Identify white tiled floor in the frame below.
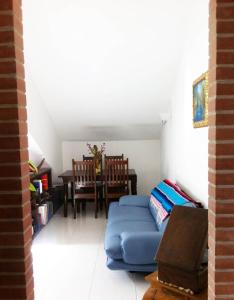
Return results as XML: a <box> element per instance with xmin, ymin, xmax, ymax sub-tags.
<box><xmin>32</xmin><ymin>204</ymin><xmax>149</xmax><ymax>300</ymax></box>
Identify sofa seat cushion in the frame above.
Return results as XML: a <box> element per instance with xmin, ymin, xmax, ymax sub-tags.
<box><xmin>105</xmin><ymin>219</ymin><xmax>157</xmax><ymax>260</ymax></box>
<box><xmin>121</xmin><ymin>231</ymin><xmax>164</xmax><ymax>264</ymax></box>
<box><xmin>108</xmin><ymin>202</ymin><xmax>155</xmax><ymax>225</ymax></box>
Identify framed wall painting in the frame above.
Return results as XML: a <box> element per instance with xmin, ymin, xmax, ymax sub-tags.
<box><xmin>193</xmin><ymin>72</ymin><xmax>208</xmax><ymax>128</ymax></box>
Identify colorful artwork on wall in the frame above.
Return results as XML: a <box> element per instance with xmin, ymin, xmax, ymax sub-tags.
<box><xmin>193</xmin><ymin>72</ymin><xmax>208</xmax><ymax>128</ymax></box>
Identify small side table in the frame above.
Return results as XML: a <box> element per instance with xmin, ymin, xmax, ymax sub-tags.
<box><xmin>143</xmin><ymin>272</ymin><xmax>207</xmax><ymax>300</ymax></box>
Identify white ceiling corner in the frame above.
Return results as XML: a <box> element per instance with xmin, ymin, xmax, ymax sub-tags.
<box><xmin>22</xmin><ymin>0</ymin><xmax>208</xmax><ymax>141</ymax></box>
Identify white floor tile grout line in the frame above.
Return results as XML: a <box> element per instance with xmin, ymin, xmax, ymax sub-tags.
<box><xmin>87</xmin><ymin>227</ymin><xmax>105</xmax><ymax>300</ymax></box>
<box><xmin>132</xmin><ymin>272</ymin><xmax>138</xmax><ymax>300</ymax></box>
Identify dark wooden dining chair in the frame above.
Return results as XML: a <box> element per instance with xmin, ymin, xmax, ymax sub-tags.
<box><xmin>83</xmin><ymin>155</ymin><xmax>104</xmax><ymax>212</ymax></box>
<box><xmin>104</xmin><ymin>154</ymin><xmax>124</xmax><ymax>171</ymax></box>
<box><xmin>83</xmin><ymin>155</ymin><xmax>93</xmax><ymax>161</ymax></box>
<box><xmin>83</xmin><ymin>155</ymin><xmax>103</xmax><ymax>172</ymax></box>
<box><xmin>72</xmin><ymin>159</ymin><xmax>98</xmax><ymax>219</ymax></box>
<box><xmin>105</xmin><ymin>159</ymin><xmax>129</xmax><ymax>217</ymax></box>
<box><xmin>104</xmin><ymin>154</ymin><xmax>124</xmax><ymax>161</ymax></box>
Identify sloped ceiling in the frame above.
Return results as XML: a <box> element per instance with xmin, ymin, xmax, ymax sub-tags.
<box><xmin>23</xmin><ymin>0</ymin><xmax>207</xmax><ymax>141</ymax></box>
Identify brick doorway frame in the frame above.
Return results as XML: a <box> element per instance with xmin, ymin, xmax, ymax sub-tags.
<box><xmin>208</xmin><ymin>0</ymin><xmax>234</xmax><ymax>299</ymax></box>
<box><xmin>0</xmin><ymin>0</ymin><xmax>233</xmax><ymax>299</ymax></box>
<box><xmin>0</xmin><ymin>0</ymin><xmax>33</xmax><ymax>299</ymax></box>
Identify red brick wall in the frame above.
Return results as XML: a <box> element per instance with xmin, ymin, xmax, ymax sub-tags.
<box><xmin>0</xmin><ymin>0</ymin><xmax>34</xmax><ymax>299</ymax></box>
<box><xmin>209</xmin><ymin>0</ymin><xmax>234</xmax><ymax>299</ymax></box>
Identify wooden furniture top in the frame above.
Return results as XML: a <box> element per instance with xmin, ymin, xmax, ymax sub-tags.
<box><xmin>59</xmin><ymin>169</ymin><xmax>136</xmax><ymax>179</ymax></box>
<box><xmin>30</xmin><ymin>167</ymin><xmax>51</xmax><ymax>179</ymax></box>
<box><xmin>143</xmin><ymin>272</ymin><xmax>207</xmax><ymax>300</ymax></box>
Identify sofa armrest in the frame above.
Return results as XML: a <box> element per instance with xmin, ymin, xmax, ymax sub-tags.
<box><xmin>120</xmin><ymin>231</ymin><xmax>163</xmax><ymax>265</ymax></box>
<box><xmin>119</xmin><ymin>195</ymin><xmax>150</xmax><ymax>208</ymax></box>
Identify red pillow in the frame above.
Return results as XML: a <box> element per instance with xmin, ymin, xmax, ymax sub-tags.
<box><xmin>164</xmin><ymin>179</ymin><xmax>203</xmax><ymax>208</ymax></box>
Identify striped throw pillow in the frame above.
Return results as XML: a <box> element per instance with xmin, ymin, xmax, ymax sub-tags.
<box><xmin>149</xmin><ymin>194</ymin><xmax>169</xmax><ymax>226</ymax></box>
<box><xmin>151</xmin><ymin>188</ymin><xmax>173</xmax><ymax>213</ymax></box>
<box><xmin>156</xmin><ymin>181</ymin><xmax>188</xmax><ymax>206</ymax></box>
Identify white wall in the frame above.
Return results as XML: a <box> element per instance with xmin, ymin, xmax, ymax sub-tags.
<box><xmin>63</xmin><ymin>140</ymin><xmax>160</xmax><ymax>195</ymax></box>
<box><xmin>161</xmin><ymin>7</ymin><xmax>209</xmax><ymax>206</ymax></box>
<box><xmin>23</xmin><ymin>1</ymin><xmax>63</xmax><ymax>183</ymax></box>
<box><xmin>26</xmin><ymin>74</ymin><xmax>63</xmax><ymax>183</ymax></box>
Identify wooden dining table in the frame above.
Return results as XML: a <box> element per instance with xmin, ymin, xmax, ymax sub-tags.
<box><xmin>58</xmin><ymin>169</ymin><xmax>137</xmax><ymax>217</ymax></box>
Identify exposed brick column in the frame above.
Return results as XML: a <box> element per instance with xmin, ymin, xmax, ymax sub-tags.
<box><xmin>0</xmin><ymin>0</ymin><xmax>34</xmax><ymax>299</ymax></box>
<box><xmin>208</xmin><ymin>0</ymin><xmax>234</xmax><ymax>299</ymax></box>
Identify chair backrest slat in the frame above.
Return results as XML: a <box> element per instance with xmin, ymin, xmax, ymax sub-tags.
<box><xmin>72</xmin><ymin>159</ymin><xmax>96</xmax><ymax>187</ymax></box>
<box><xmin>104</xmin><ymin>154</ymin><xmax>124</xmax><ymax>175</ymax></box>
<box><xmin>105</xmin><ymin>159</ymin><xmax>128</xmax><ymax>186</ymax></box>
<box><xmin>83</xmin><ymin>155</ymin><xmax>103</xmax><ymax>175</ymax></box>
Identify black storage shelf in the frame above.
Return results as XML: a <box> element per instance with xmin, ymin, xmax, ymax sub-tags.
<box><xmin>30</xmin><ymin>168</ymin><xmax>64</xmax><ymax>238</ymax></box>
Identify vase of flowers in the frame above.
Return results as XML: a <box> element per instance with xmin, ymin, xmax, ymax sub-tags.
<box><xmin>86</xmin><ymin>143</ymin><xmax>106</xmax><ymax>174</ymax></box>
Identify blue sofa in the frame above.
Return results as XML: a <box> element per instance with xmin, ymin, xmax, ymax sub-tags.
<box><xmin>104</xmin><ymin>195</ymin><xmax>194</xmax><ymax>272</ymax></box>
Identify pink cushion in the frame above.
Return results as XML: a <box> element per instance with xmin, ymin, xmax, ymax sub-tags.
<box><xmin>164</xmin><ymin>179</ymin><xmax>203</xmax><ymax>208</ymax></box>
